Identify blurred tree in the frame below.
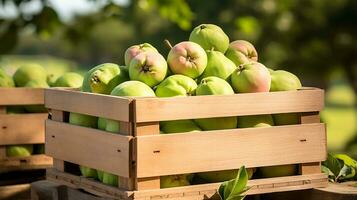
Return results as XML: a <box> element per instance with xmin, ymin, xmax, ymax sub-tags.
<box><xmin>0</xmin><ymin>0</ymin><xmax>356</xmax><ymax>93</ymax></box>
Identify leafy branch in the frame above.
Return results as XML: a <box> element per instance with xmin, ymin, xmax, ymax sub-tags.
<box><xmin>322</xmin><ymin>153</ymin><xmax>357</xmax><ymax>182</ymax></box>
<box><xmin>218</xmin><ymin>166</ymin><xmax>250</xmax><ymax>200</ymax></box>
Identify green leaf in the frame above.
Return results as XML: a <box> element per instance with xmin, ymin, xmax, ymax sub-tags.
<box><xmin>218</xmin><ymin>181</ymin><xmax>228</xmax><ymax>200</ymax></box>
<box><xmin>335</xmin><ymin>154</ymin><xmax>357</xmax><ymax>168</ymax></box>
<box><xmin>219</xmin><ymin>166</ymin><xmax>249</xmax><ymax>200</ymax></box>
<box><xmin>337</xmin><ymin>165</ymin><xmax>356</xmax><ymax>181</ymax></box>
<box><xmin>322</xmin><ymin>153</ymin><xmax>344</xmax><ymax>177</ymax></box>
<box><xmin>321</xmin><ymin>165</ymin><xmax>334</xmax><ymax>177</ymax></box>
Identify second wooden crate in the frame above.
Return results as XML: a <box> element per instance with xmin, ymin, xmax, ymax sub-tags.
<box><xmin>0</xmin><ymin>88</ymin><xmax>53</xmax><ymax>173</ymax></box>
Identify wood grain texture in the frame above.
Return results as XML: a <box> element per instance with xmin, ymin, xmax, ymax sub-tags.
<box><xmin>45</xmin><ymin>120</ymin><xmax>132</xmax><ymax>177</ymax></box>
<box><xmin>300</xmin><ymin>112</ymin><xmax>325</xmax><ymax>175</ymax></box>
<box><xmin>46</xmin><ymin>168</ymin><xmax>132</xmax><ymax>199</ymax></box>
<box><xmin>45</xmin><ymin>88</ymin><xmax>132</xmax><ymax>122</ymax></box>
<box><xmin>136</xmin><ymin>124</ymin><xmax>326</xmax><ymax>178</ymax></box>
<box><xmin>0</xmin><ymin>184</ymin><xmax>30</xmax><ymax>200</ymax></box>
<box><xmin>134</xmin><ymin>122</ymin><xmax>161</xmax><ymax>190</ymax></box>
<box><xmin>47</xmin><ymin>168</ymin><xmax>327</xmax><ymax>199</ymax></box>
<box><xmin>134</xmin><ymin>88</ymin><xmax>324</xmax><ymax>122</ymax></box>
<box><xmin>0</xmin><ymin>114</ymin><xmax>48</xmax><ymax>145</ymax></box>
<box><xmin>0</xmin><ymin>88</ymin><xmax>44</xmax><ymax>105</ymax></box>
<box><xmin>0</xmin><ymin>154</ymin><xmax>52</xmax><ymax>173</ymax></box>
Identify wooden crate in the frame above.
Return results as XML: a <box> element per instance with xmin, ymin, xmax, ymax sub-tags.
<box><xmin>44</xmin><ymin>87</ymin><xmax>328</xmax><ymax>200</ymax></box>
<box><xmin>0</xmin><ymin>88</ymin><xmax>53</xmax><ymax>173</ymax></box>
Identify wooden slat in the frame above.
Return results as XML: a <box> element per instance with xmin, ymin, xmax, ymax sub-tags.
<box><xmin>45</xmin><ymin>88</ymin><xmax>132</xmax><ymax>122</ymax></box>
<box><xmin>0</xmin><ymin>184</ymin><xmax>30</xmax><ymax>200</ymax></box>
<box><xmin>0</xmin><ymin>154</ymin><xmax>53</xmax><ymax>173</ymax></box>
<box><xmin>0</xmin><ymin>88</ymin><xmax>44</xmax><ymax>105</ymax></box>
<box><xmin>133</xmin><ymin>173</ymin><xmax>327</xmax><ymax>198</ymax></box>
<box><xmin>46</xmin><ymin>168</ymin><xmax>132</xmax><ymax>200</ymax></box>
<box><xmin>134</xmin><ymin>122</ymin><xmax>161</xmax><ymax>190</ymax></box>
<box><xmin>0</xmin><ymin>106</ymin><xmax>6</xmax><ymax>114</ymax></box>
<box><xmin>47</xmin><ymin>168</ymin><xmax>327</xmax><ymax>199</ymax></box>
<box><xmin>300</xmin><ymin>112</ymin><xmax>324</xmax><ymax>175</ymax></box>
<box><xmin>0</xmin><ymin>114</ymin><xmax>48</xmax><ymax>145</ymax></box>
<box><xmin>50</xmin><ymin>109</ymin><xmax>66</xmax><ymax>172</ymax></box>
<box><xmin>134</xmin><ymin>88</ymin><xmax>324</xmax><ymax>122</ymax></box>
<box><xmin>136</xmin><ymin>124</ymin><xmax>326</xmax><ymax>178</ymax></box>
<box><xmin>45</xmin><ymin>120</ymin><xmax>132</xmax><ymax>177</ymax></box>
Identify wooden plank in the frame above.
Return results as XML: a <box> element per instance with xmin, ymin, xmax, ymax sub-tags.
<box><xmin>45</xmin><ymin>120</ymin><xmax>132</xmax><ymax>177</ymax></box>
<box><xmin>46</xmin><ymin>168</ymin><xmax>327</xmax><ymax>199</ymax></box>
<box><xmin>0</xmin><ymin>106</ymin><xmax>6</xmax><ymax>114</ymax></box>
<box><xmin>47</xmin><ymin>168</ymin><xmax>132</xmax><ymax>200</ymax></box>
<box><xmin>49</xmin><ymin>109</ymin><xmax>66</xmax><ymax>172</ymax></box>
<box><xmin>0</xmin><ymin>184</ymin><xmax>30</xmax><ymax>200</ymax></box>
<box><xmin>136</xmin><ymin>124</ymin><xmax>326</xmax><ymax>178</ymax></box>
<box><xmin>0</xmin><ymin>88</ymin><xmax>44</xmax><ymax>105</ymax></box>
<box><xmin>0</xmin><ymin>147</ymin><xmax>6</xmax><ymax>158</ymax></box>
<box><xmin>0</xmin><ymin>114</ymin><xmax>48</xmax><ymax>145</ymax></box>
<box><xmin>117</xmin><ymin>121</ymin><xmax>134</xmax><ymax>190</ymax></box>
<box><xmin>300</xmin><ymin>112</ymin><xmax>325</xmax><ymax>174</ymax></box>
<box><xmin>134</xmin><ymin>122</ymin><xmax>161</xmax><ymax>190</ymax></box>
<box><xmin>134</xmin><ymin>88</ymin><xmax>324</xmax><ymax>122</ymax></box>
<box><xmin>45</xmin><ymin>88</ymin><xmax>132</xmax><ymax>122</ymax></box>
<box><xmin>132</xmin><ymin>173</ymin><xmax>327</xmax><ymax>199</ymax></box>
<box><xmin>0</xmin><ymin>154</ymin><xmax>53</xmax><ymax>173</ymax></box>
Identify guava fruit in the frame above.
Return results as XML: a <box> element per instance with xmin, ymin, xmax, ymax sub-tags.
<box><xmin>270</xmin><ymin>70</ymin><xmax>302</xmax><ymax>92</ymax></box>
<box><xmin>194</xmin><ymin>77</ymin><xmax>237</xmax><ymax>130</ymax></box>
<box><xmin>97</xmin><ymin>117</ymin><xmax>107</xmax><ymax>130</ymax></box>
<box><xmin>79</xmin><ymin>166</ymin><xmax>98</xmax><ymax>179</ymax></box>
<box><xmin>90</xmin><ymin>63</ymin><xmax>129</xmax><ymax>94</ymax></box>
<box><xmin>105</xmin><ymin>81</ymin><xmax>156</xmax><ymax>133</ymax></box>
<box><xmin>196</xmin><ymin>168</ymin><xmax>255</xmax><ymax>183</ymax></box>
<box><xmin>160</xmin><ymin>120</ymin><xmax>201</xmax><ymax>134</ymax></box>
<box><xmin>167</xmin><ymin>41</ymin><xmax>207</xmax><ymax>79</ymax></box>
<box><xmin>160</xmin><ymin>174</ymin><xmax>192</xmax><ymax>188</ymax></box>
<box><xmin>155</xmin><ymin>75</ymin><xmax>197</xmax><ymax>97</ymax></box>
<box><xmin>237</xmin><ymin>115</ymin><xmax>274</xmax><ymax>128</ymax></box>
<box><xmin>0</xmin><ymin>68</ymin><xmax>15</xmax><ymax>87</ymax></box>
<box><xmin>270</xmin><ymin>70</ymin><xmax>302</xmax><ymax>125</ymax></box>
<box><xmin>189</xmin><ymin>24</ymin><xmax>229</xmax><ymax>53</ymax></box>
<box><xmin>273</xmin><ymin>113</ymin><xmax>300</xmax><ymax>125</ymax></box>
<box><xmin>24</xmin><ymin>80</ymin><xmax>49</xmax><ymax>113</ymax></box>
<box><xmin>259</xmin><ymin>164</ymin><xmax>297</xmax><ymax>178</ymax></box>
<box><xmin>225</xmin><ymin>40</ymin><xmax>258</xmax><ymax>66</ymax></box>
<box><xmin>129</xmin><ymin>51</ymin><xmax>168</xmax><ymax>87</ymax></box>
<box><xmin>13</xmin><ymin>64</ymin><xmax>47</xmax><ymax>87</ymax></box>
<box><xmin>97</xmin><ymin>170</ymin><xmax>104</xmax><ymax>182</ymax></box>
<box><xmin>82</xmin><ymin>64</ymin><xmax>128</xmax><ymax>94</ymax></box>
<box><xmin>6</xmin><ymin>145</ymin><xmax>33</xmax><ymax>157</ymax></box>
<box><xmin>68</xmin><ymin>112</ymin><xmax>98</xmax><ymax>129</ymax></box>
<box><xmin>124</xmin><ymin>43</ymin><xmax>158</xmax><ymax>66</ymax></box>
<box><xmin>110</xmin><ymin>80</ymin><xmax>156</xmax><ymax>97</ymax></box>
<box><xmin>53</xmin><ymin>72</ymin><xmax>83</xmax><ymax>88</ymax></box>
<box><xmin>102</xmin><ymin>172</ymin><xmax>118</xmax><ymax>186</ymax></box>
<box><xmin>231</xmin><ymin>62</ymin><xmax>271</xmax><ymax>93</ymax></box>
<box><xmin>155</xmin><ymin>75</ymin><xmax>200</xmax><ymax>134</ymax></box>
<box><xmin>199</xmin><ymin>50</ymin><xmax>236</xmax><ymax>82</ymax></box>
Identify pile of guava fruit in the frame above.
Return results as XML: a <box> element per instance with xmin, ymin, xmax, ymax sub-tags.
<box><xmin>0</xmin><ymin>65</ymin><xmax>83</xmax><ymax>158</ymax></box>
<box><xmin>71</xmin><ymin>24</ymin><xmax>303</xmax><ymax>188</ymax></box>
